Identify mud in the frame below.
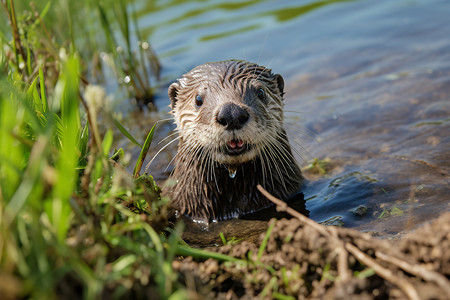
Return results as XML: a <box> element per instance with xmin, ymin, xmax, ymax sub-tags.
<box><xmin>175</xmin><ymin>212</ymin><xmax>450</xmax><ymax>299</ymax></box>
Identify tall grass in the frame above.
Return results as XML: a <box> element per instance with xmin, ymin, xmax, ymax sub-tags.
<box><xmin>0</xmin><ymin>0</ymin><xmax>160</xmax><ymax>109</ymax></box>
<box><xmin>0</xmin><ymin>1</ymin><xmax>185</xmax><ymax>299</ymax></box>
<box><xmin>0</xmin><ymin>51</ymin><xmax>189</xmax><ymax>300</ymax></box>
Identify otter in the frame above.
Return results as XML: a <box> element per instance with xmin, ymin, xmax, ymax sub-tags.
<box><xmin>168</xmin><ymin>60</ymin><xmax>303</xmax><ymax>221</ymax></box>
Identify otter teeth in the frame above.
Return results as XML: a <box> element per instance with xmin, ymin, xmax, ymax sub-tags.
<box><xmin>225</xmin><ymin>139</ymin><xmax>247</xmax><ymax>156</ymax></box>
<box><xmin>227</xmin><ymin>139</ymin><xmax>245</xmax><ymax>149</ymax></box>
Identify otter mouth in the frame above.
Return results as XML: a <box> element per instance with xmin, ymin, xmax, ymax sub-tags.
<box><xmin>225</xmin><ymin>139</ymin><xmax>249</xmax><ymax>156</ymax></box>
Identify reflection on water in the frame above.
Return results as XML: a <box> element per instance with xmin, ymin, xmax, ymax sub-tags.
<box><xmin>120</xmin><ymin>0</ymin><xmax>450</xmax><ymax>239</ymax></box>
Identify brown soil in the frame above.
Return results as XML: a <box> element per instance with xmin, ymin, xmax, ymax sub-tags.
<box><xmin>174</xmin><ymin>191</ymin><xmax>450</xmax><ymax>299</ymax></box>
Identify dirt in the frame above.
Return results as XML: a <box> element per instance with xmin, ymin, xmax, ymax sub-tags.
<box><xmin>174</xmin><ymin>211</ymin><xmax>450</xmax><ymax>299</ymax></box>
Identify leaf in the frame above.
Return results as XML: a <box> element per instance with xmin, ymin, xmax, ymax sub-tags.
<box><xmin>390</xmin><ymin>206</ymin><xmax>404</xmax><ymax>216</ymax></box>
<box><xmin>39</xmin><ymin>68</ymin><xmax>49</xmax><ymax>112</ymax></box>
<box><xmin>78</xmin><ymin>124</ymin><xmax>89</xmax><ymax>159</ymax></box>
<box><xmin>112</xmin><ymin>254</ymin><xmax>137</xmax><ymax>273</ymax></box>
<box><xmin>112</xmin><ymin>116</ymin><xmax>141</xmax><ymax>147</ymax></box>
<box><xmin>220</xmin><ymin>232</ymin><xmax>227</xmax><ymax>245</ymax></box>
<box><xmin>168</xmin><ymin>290</ymin><xmax>190</xmax><ymax>300</ymax></box>
<box><xmin>26</xmin><ymin>75</ymin><xmax>43</xmax><ymax>112</ymax></box>
<box><xmin>50</xmin><ymin>57</ymin><xmax>81</xmax><ymax>241</ymax></box>
<box><xmin>110</xmin><ymin>148</ymin><xmax>124</xmax><ymax>162</ymax></box>
<box><xmin>175</xmin><ymin>245</ymin><xmax>241</xmax><ymax>263</ymax></box>
<box><xmin>133</xmin><ymin>122</ymin><xmax>156</xmax><ymax>178</ymax></box>
<box><xmin>102</xmin><ymin>130</ymin><xmax>113</xmax><ymax>157</ymax></box>
<box><xmin>258</xmin><ymin>220</ymin><xmax>275</xmax><ymax>262</ymax></box>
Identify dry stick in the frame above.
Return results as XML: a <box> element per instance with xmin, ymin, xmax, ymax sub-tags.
<box><xmin>6</xmin><ymin>0</ymin><xmax>28</xmax><ymax>68</ymax></box>
<box><xmin>328</xmin><ymin>226</ymin><xmax>351</xmax><ymax>282</ymax></box>
<box><xmin>375</xmin><ymin>251</ymin><xmax>450</xmax><ymax>295</ymax></box>
<box><xmin>257</xmin><ymin>185</ymin><xmax>327</xmax><ymax>235</ymax></box>
<box><xmin>346</xmin><ymin>243</ymin><xmax>420</xmax><ymax>300</ymax></box>
<box><xmin>256</xmin><ymin>184</ymin><xmax>421</xmax><ymax>300</ymax></box>
<box><xmin>257</xmin><ymin>185</ymin><xmax>351</xmax><ymax>281</ymax></box>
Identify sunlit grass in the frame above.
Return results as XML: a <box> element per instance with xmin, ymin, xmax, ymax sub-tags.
<box><xmin>0</xmin><ymin>1</ymin><xmax>180</xmax><ymax>299</ymax></box>
<box><xmin>0</xmin><ymin>50</ymin><xmax>183</xmax><ymax>298</ymax></box>
<box><xmin>1</xmin><ymin>0</ymin><xmax>160</xmax><ymax>109</ymax></box>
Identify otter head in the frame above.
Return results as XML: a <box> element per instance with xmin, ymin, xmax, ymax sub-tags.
<box><xmin>168</xmin><ymin>60</ymin><xmax>286</xmax><ymax>168</ymax></box>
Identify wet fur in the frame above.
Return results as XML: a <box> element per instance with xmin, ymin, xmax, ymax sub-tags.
<box><xmin>168</xmin><ymin>60</ymin><xmax>302</xmax><ymax>221</ymax></box>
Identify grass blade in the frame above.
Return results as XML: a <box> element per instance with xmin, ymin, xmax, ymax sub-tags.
<box><xmin>257</xmin><ymin>220</ymin><xmax>276</xmax><ymax>262</ymax></box>
<box><xmin>133</xmin><ymin>122</ymin><xmax>156</xmax><ymax>178</ymax></box>
<box><xmin>39</xmin><ymin>68</ymin><xmax>48</xmax><ymax>112</ymax></box>
<box><xmin>112</xmin><ymin>116</ymin><xmax>141</xmax><ymax>147</ymax></box>
<box><xmin>50</xmin><ymin>56</ymin><xmax>81</xmax><ymax>241</ymax></box>
<box><xmin>102</xmin><ymin>130</ymin><xmax>113</xmax><ymax>157</ymax></box>
<box><xmin>26</xmin><ymin>75</ymin><xmax>41</xmax><ymax>110</ymax></box>
<box><xmin>175</xmin><ymin>245</ymin><xmax>242</xmax><ymax>263</ymax></box>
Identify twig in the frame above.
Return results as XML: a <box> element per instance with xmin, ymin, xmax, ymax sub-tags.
<box><xmin>328</xmin><ymin>226</ymin><xmax>351</xmax><ymax>282</ymax></box>
<box><xmin>376</xmin><ymin>250</ymin><xmax>450</xmax><ymax>295</ymax></box>
<box><xmin>346</xmin><ymin>243</ymin><xmax>420</xmax><ymax>300</ymax></box>
<box><xmin>257</xmin><ymin>184</ymin><xmax>423</xmax><ymax>300</ymax></box>
<box><xmin>256</xmin><ymin>185</ymin><xmax>328</xmax><ymax>235</ymax></box>
<box><xmin>4</xmin><ymin>0</ymin><xmax>27</xmax><ymax>71</ymax></box>
<box><xmin>258</xmin><ymin>185</ymin><xmax>353</xmax><ymax>281</ymax></box>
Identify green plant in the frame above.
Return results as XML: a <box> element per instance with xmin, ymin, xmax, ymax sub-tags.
<box><xmin>0</xmin><ymin>52</ymin><xmax>180</xmax><ymax>299</ymax></box>
<box><xmin>0</xmin><ymin>0</ymin><xmax>183</xmax><ymax>294</ymax></box>
<box><xmin>1</xmin><ymin>0</ymin><xmax>160</xmax><ymax>110</ymax></box>
<box><xmin>94</xmin><ymin>0</ymin><xmax>161</xmax><ymax>108</ymax></box>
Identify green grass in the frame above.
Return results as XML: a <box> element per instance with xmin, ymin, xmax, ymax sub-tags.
<box><xmin>0</xmin><ymin>0</ymin><xmax>160</xmax><ymax>109</ymax></box>
<box><xmin>0</xmin><ymin>1</ymin><xmax>186</xmax><ymax>299</ymax></box>
<box><xmin>0</xmin><ymin>51</ymin><xmax>187</xmax><ymax>298</ymax></box>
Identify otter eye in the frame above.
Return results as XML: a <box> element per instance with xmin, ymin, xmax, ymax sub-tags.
<box><xmin>195</xmin><ymin>94</ymin><xmax>203</xmax><ymax>107</ymax></box>
<box><xmin>256</xmin><ymin>88</ymin><xmax>265</xmax><ymax>100</ymax></box>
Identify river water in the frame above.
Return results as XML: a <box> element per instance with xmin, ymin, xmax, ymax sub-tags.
<box><xmin>119</xmin><ymin>0</ymin><xmax>450</xmax><ymax>241</ymax></box>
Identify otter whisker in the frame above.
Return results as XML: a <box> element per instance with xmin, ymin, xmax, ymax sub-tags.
<box><xmin>198</xmin><ymin>146</ymin><xmax>210</xmax><ymax>184</ymax></box>
<box><xmin>260</xmin><ymin>145</ymin><xmax>276</xmax><ymax>191</ymax></box>
<box><xmin>145</xmin><ymin>135</ymin><xmax>181</xmax><ymax>174</ymax></box>
<box><xmin>264</xmin><ymin>130</ymin><xmax>293</xmax><ymax>177</ymax></box>
<box><xmin>158</xmin><ymin>130</ymin><xmax>179</xmax><ymax>145</ymax></box>
<box><xmin>253</xmin><ymin>62</ymin><xmax>272</xmax><ymax>84</ymax></box>
<box><xmin>167</xmin><ymin>56</ymin><xmax>190</xmax><ymax>74</ymax></box>
<box><xmin>157</xmin><ymin>126</ymin><xmax>197</xmax><ymax>171</ymax></box>
<box><xmin>269</xmin><ymin>130</ymin><xmax>299</xmax><ymax>175</ymax></box>
<box><xmin>256</xmin><ymin>146</ymin><xmax>267</xmax><ymax>188</ymax></box>
<box><xmin>208</xmin><ymin>150</ymin><xmax>221</xmax><ymax>195</ymax></box>
<box><xmin>163</xmin><ymin>131</ymin><xmax>197</xmax><ymax>173</ymax></box>
<box><xmin>266</xmin><ymin>142</ymin><xmax>294</xmax><ymax>179</ymax></box>
<box><xmin>288</xmin><ymin>140</ymin><xmax>308</xmax><ymax>164</ymax></box>
<box><xmin>156</xmin><ymin>117</ymin><xmax>175</xmax><ymax>124</ymax></box>
<box><xmin>263</xmin><ymin>142</ymin><xmax>288</xmax><ymax>192</ymax></box>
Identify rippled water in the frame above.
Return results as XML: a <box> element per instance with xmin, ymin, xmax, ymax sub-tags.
<box><xmin>122</xmin><ymin>0</ymin><xmax>450</xmax><ymax>240</ymax></box>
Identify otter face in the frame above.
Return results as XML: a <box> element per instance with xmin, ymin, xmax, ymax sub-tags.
<box><xmin>169</xmin><ymin>60</ymin><xmax>286</xmax><ymax>167</ymax></box>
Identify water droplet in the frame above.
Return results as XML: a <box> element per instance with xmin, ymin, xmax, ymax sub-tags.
<box><xmin>227</xmin><ymin>166</ymin><xmax>237</xmax><ymax>179</ymax></box>
<box><xmin>124</xmin><ymin>76</ymin><xmax>131</xmax><ymax>84</ymax></box>
<box><xmin>141</xmin><ymin>41</ymin><xmax>149</xmax><ymax>50</ymax></box>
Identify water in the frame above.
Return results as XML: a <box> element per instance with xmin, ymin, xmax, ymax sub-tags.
<box><xmin>123</xmin><ymin>0</ymin><xmax>450</xmax><ymax>239</ymax></box>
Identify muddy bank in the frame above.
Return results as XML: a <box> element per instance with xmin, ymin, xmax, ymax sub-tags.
<box><xmin>175</xmin><ymin>210</ymin><xmax>450</xmax><ymax>299</ymax></box>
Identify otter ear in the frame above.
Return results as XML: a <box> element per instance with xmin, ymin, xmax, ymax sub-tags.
<box><xmin>168</xmin><ymin>82</ymin><xmax>180</xmax><ymax>109</ymax></box>
<box><xmin>274</xmin><ymin>74</ymin><xmax>285</xmax><ymax>98</ymax></box>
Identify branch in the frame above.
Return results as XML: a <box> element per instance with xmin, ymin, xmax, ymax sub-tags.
<box><xmin>257</xmin><ymin>184</ymin><xmax>424</xmax><ymax>300</ymax></box>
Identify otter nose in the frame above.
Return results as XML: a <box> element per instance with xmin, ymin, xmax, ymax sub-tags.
<box><xmin>216</xmin><ymin>103</ymin><xmax>249</xmax><ymax>130</ymax></box>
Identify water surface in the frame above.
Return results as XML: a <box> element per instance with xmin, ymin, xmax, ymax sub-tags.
<box><xmin>121</xmin><ymin>0</ymin><xmax>450</xmax><ymax>240</ymax></box>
